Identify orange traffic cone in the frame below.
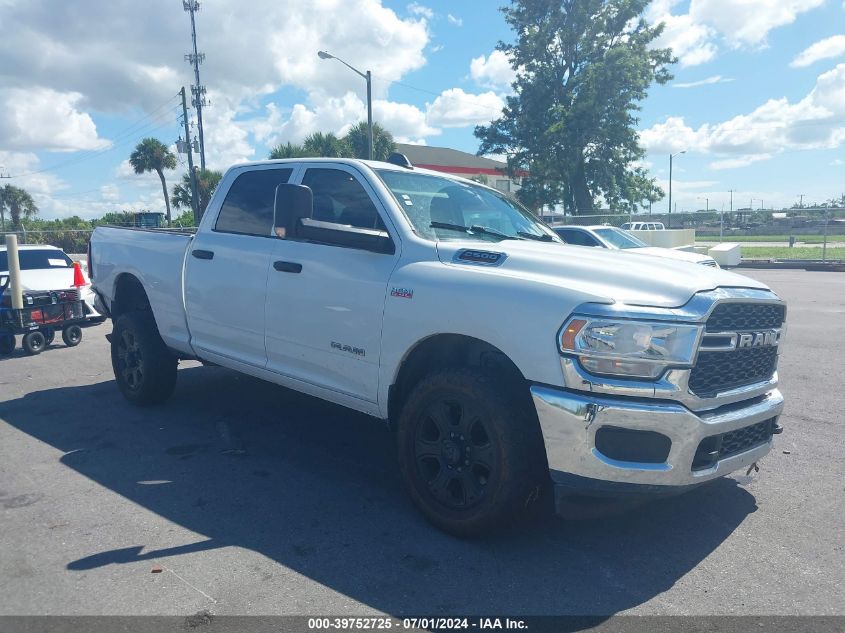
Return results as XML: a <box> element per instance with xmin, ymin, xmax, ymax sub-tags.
<box><xmin>72</xmin><ymin>261</ymin><xmax>87</xmax><ymax>287</ymax></box>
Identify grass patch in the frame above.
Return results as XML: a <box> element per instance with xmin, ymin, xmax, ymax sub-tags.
<box><xmin>741</xmin><ymin>246</ymin><xmax>845</xmax><ymax>260</ymax></box>
<box><xmin>697</xmin><ymin>235</ymin><xmax>834</xmax><ymax>243</ymax></box>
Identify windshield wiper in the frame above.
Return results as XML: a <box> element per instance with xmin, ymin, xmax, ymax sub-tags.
<box><xmin>517</xmin><ymin>231</ymin><xmax>555</xmax><ymax>242</ymax></box>
<box><xmin>430</xmin><ymin>221</ymin><xmax>524</xmax><ymax>240</ymax></box>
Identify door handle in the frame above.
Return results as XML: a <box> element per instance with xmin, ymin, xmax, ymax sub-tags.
<box><xmin>273</xmin><ymin>261</ymin><xmax>302</xmax><ymax>273</ymax></box>
<box><xmin>192</xmin><ymin>249</ymin><xmax>214</xmax><ymax>260</ymax></box>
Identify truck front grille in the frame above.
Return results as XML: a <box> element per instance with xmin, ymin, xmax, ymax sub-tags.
<box><xmin>705</xmin><ymin>302</ymin><xmax>785</xmax><ymax>332</ymax></box>
<box><xmin>689</xmin><ymin>347</ymin><xmax>779</xmax><ymax>398</ymax></box>
<box><xmin>688</xmin><ymin>301</ymin><xmax>785</xmax><ymax>398</ymax></box>
<box><xmin>692</xmin><ymin>418</ymin><xmax>776</xmax><ymax>471</ymax></box>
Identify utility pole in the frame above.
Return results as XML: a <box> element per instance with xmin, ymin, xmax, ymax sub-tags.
<box><xmin>183</xmin><ymin>1</ymin><xmax>208</xmax><ymax>170</ymax></box>
<box><xmin>178</xmin><ymin>87</ymin><xmax>200</xmax><ymax>225</ymax></box>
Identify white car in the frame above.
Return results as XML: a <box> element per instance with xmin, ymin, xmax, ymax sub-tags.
<box><xmin>0</xmin><ymin>244</ymin><xmax>103</xmax><ymax>321</ymax></box>
<box><xmin>554</xmin><ymin>225</ymin><xmax>719</xmax><ymax>267</ymax></box>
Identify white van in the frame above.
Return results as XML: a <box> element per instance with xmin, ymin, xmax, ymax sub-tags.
<box><xmin>621</xmin><ymin>221</ymin><xmax>665</xmax><ymax>231</ymax></box>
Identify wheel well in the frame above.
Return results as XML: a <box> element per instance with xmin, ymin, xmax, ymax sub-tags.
<box><xmin>112</xmin><ymin>274</ymin><xmax>151</xmax><ymax>318</ymax></box>
<box><xmin>388</xmin><ymin>334</ymin><xmax>527</xmax><ymax>427</ymax></box>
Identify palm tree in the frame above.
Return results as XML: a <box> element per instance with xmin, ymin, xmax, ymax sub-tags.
<box><xmin>268</xmin><ymin>142</ymin><xmax>308</xmax><ymax>159</ymax></box>
<box><xmin>343</xmin><ymin>122</ymin><xmax>397</xmax><ymax>161</ymax></box>
<box><xmin>302</xmin><ymin>132</ymin><xmax>351</xmax><ymax>158</ymax></box>
<box><xmin>172</xmin><ymin>168</ymin><xmax>223</xmax><ymax>219</ymax></box>
<box><xmin>0</xmin><ymin>184</ymin><xmax>39</xmax><ymax>231</ymax></box>
<box><xmin>129</xmin><ymin>138</ymin><xmax>177</xmax><ymax>225</ymax></box>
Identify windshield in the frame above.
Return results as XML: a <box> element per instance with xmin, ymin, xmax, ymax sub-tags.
<box><xmin>376</xmin><ymin>169</ymin><xmax>559</xmax><ymax>243</ymax></box>
<box><xmin>0</xmin><ymin>249</ymin><xmax>73</xmax><ymax>272</ymax></box>
<box><xmin>594</xmin><ymin>227</ymin><xmax>647</xmax><ymax>249</ymax></box>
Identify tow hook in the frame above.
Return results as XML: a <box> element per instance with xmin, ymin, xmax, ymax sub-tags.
<box><xmin>773</xmin><ymin>423</ymin><xmax>784</xmax><ymax>435</ymax></box>
<box><xmin>584</xmin><ymin>403</ymin><xmax>600</xmax><ymax>429</ymax></box>
<box><xmin>746</xmin><ymin>462</ymin><xmax>760</xmax><ymax>476</ymax></box>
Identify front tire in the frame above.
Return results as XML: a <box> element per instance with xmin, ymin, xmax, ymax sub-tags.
<box><xmin>397</xmin><ymin>368</ymin><xmax>546</xmax><ymax>536</ymax></box>
<box><xmin>111</xmin><ymin>312</ymin><xmax>177</xmax><ymax>406</ymax></box>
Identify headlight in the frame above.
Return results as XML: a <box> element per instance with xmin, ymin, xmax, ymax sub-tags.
<box><xmin>559</xmin><ymin>317</ymin><xmax>702</xmax><ymax>379</ymax></box>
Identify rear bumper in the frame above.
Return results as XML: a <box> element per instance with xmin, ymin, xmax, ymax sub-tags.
<box><xmin>531</xmin><ymin>385</ymin><xmax>784</xmax><ymax>494</ymax></box>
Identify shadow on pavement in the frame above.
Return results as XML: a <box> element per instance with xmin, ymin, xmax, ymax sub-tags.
<box><xmin>0</xmin><ymin>365</ymin><xmax>757</xmax><ymax>615</ymax></box>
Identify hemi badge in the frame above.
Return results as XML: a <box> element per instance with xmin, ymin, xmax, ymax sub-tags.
<box><xmin>391</xmin><ymin>287</ymin><xmax>414</xmax><ymax>299</ymax></box>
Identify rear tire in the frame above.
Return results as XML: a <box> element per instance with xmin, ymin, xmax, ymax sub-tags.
<box><xmin>62</xmin><ymin>324</ymin><xmax>83</xmax><ymax>347</ymax></box>
<box><xmin>111</xmin><ymin>311</ymin><xmax>177</xmax><ymax>406</ymax></box>
<box><xmin>0</xmin><ymin>335</ymin><xmax>15</xmax><ymax>355</ymax></box>
<box><xmin>397</xmin><ymin>368</ymin><xmax>547</xmax><ymax>537</ymax></box>
<box><xmin>22</xmin><ymin>331</ymin><xmax>46</xmax><ymax>355</ymax></box>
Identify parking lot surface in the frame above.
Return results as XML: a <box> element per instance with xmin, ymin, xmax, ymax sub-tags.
<box><xmin>1</xmin><ymin>270</ymin><xmax>843</xmax><ymax>616</ymax></box>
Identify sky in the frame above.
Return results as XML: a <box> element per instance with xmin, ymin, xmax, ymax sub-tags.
<box><xmin>0</xmin><ymin>0</ymin><xmax>844</xmax><ymax>220</ymax></box>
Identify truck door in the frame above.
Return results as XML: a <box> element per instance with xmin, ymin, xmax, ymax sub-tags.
<box><xmin>185</xmin><ymin>166</ymin><xmax>293</xmax><ymax>367</ymax></box>
<box><xmin>264</xmin><ymin>165</ymin><xmax>400</xmax><ymax>402</ymax></box>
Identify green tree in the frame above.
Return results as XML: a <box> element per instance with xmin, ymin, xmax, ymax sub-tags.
<box><xmin>268</xmin><ymin>142</ymin><xmax>309</xmax><ymax>159</ymax></box>
<box><xmin>0</xmin><ymin>184</ymin><xmax>39</xmax><ymax>231</ymax></box>
<box><xmin>172</xmin><ymin>168</ymin><xmax>223</xmax><ymax>220</ymax></box>
<box><xmin>129</xmin><ymin>137</ymin><xmax>177</xmax><ymax>225</ymax></box>
<box><xmin>302</xmin><ymin>132</ymin><xmax>351</xmax><ymax>158</ymax></box>
<box><xmin>475</xmin><ymin>0</ymin><xmax>674</xmax><ymax>214</ymax></box>
<box><xmin>342</xmin><ymin>122</ymin><xmax>397</xmax><ymax>161</ymax></box>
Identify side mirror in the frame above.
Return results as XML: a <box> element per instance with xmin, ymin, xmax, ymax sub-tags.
<box><xmin>274</xmin><ymin>183</ymin><xmax>313</xmax><ymax>238</ymax></box>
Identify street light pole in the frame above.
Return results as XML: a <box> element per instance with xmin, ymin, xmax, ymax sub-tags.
<box><xmin>318</xmin><ymin>51</ymin><xmax>373</xmax><ymax>160</ymax></box>
<box><xmin>669</xmin><ymin>150</ymin><xmax>686</xmax><ymax>229</ymax></box>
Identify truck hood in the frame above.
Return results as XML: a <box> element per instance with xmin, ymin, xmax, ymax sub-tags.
<box><xmin>436</xmin><ymin>239</ymin><xmax>767</xmax><ymax>308</ymax></box>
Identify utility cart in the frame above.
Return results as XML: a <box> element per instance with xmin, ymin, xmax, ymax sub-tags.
<box><xmin>0</xmin><ymin>278</ymin><xmax>86</xmax><ymax>356</ymax></box>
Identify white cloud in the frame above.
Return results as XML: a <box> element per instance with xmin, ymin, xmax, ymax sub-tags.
<box><xmin>406</xmin><ymin>2</ymin><xmax>433</xmax><ymax>19</ymax></box>
<box><xmin>0</xmin><ymin>88</ymin><xmax>109</xmax><ymax>152</ymax></box>
<box><xmin>673</xmin><ymin>75</ymin><xmax>734</xmax><ymax>88</ymax></box>
<box><xmin>641</xmin><ymin>63</ymin><xmax>845</xmax><ymax>168</ymax></box>
<box><xmin>0</xmin><ymin>0</ymin><xmax>435</xmax><ymax>210</ymax></box>
<box><xmin>470</xmin><ymin>50</ymin><xmax>516</xmax><ymax>90</ymax></box>
<box><xmin>0</xmin><ymin>0</ymin><xmax>430</xmax><ymax>119</ymax></box>
<box><xmin>373</xmin><ymin>101</ymin><xmax>439</xmax><ymax>141</ymax></box>
<box><xmin>648</xmin><ymin>0</ymin><xmax>826</xmax><ymax>67</ymax></box>
<box><xmin>425</xmin><ymin>89</ymin><xmax>505</xmax><ymax>128</ymax></box>
<box><xmin>100</xmin><ymin>184</ymin><xmax>119</xmax><ymax>202</ymax></box>
<box><xmin>651</xmin><ymin>11</ymin><xmax>718</xmax><ymax>67</ymax></box>
<box><xmin>791</xmin><ymin>35</ymin><xmax>845</xmax><ymax>68</ymax></box>
<box><xmin>690</xmin><ymin>0</ymin><xmax>826</xmax><ymax>49</ymax></box>
<box><xmin>707</xmin><ymin>154</ymin><xmax>773</xmax><ymax>170</ymax></box>
<box><xmin>447</xmin><ymin>14</ymin><xmax>463</xmax><ymax>26</ymax></box>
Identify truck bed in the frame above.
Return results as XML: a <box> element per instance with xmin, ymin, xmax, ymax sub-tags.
<box><xmin>91</xmin><ymin>226</ymin><xmax>195</xmax><ymax>355</ymax></box>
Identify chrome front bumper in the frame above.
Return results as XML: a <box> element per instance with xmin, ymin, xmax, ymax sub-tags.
<box><xmin>531</xmin><ymin>385</ymin><xmax>784</xmax><ymax>490</ymax></box>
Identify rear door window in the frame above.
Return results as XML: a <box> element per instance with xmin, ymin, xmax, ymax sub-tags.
<box><xmin>215</xmin><ymin>168</ymin><xmax>293</xmax><ymax>236</ymax></box>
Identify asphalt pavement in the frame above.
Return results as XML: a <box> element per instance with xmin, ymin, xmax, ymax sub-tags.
<box><xmin>0</xmin><ymin>270</ymin><xmax>842</xmax><ymax>616</ymax></box>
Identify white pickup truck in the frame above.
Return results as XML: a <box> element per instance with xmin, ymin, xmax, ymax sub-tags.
<box><xmin>90</xmin><ymin>157</ymin><xmax>786</xmax><ymax>535</ymax></box>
